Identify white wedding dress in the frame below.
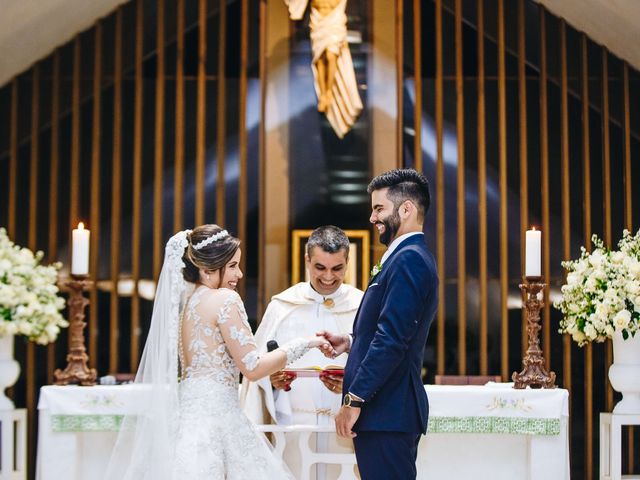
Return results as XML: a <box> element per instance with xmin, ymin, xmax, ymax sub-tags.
<box><xmin>104</xmin><ymin>231</ymin><xmax>309</xmax><ymax>480</ymax></box>
<box><xmin>173</xmin><ymin>286</ymin><xmax>299</xmax><ymax>479</ymax></box>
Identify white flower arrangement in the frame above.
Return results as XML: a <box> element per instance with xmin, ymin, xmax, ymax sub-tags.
<box><xmin>554</xmin><ymin>229</ymin><xmax>640</xmax><ymax>346</ymax></box>
<box><xmin>0</xmin><ymin>228</ymin><xmax>68</xmax><ymax>344</ymax></box>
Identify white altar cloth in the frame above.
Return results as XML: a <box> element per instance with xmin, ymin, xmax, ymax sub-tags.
<box><xmin>36</xmin><ymin>385</ymin><xmax>151</xmax><ymax>480</ymax></box>
<box><xmin>36</xmin><ymin>383</ymin><xmax>570</xmax><ymax>480</ymax></box>
<box><xmin>419</xmin><ymin>384</ymin><xmax>570</xmax><ymax>480</ymax></box>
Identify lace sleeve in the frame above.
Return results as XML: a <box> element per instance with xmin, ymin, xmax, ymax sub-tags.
<box><xmin>216</xmin><ymin>292</ymin><xmax>260</xmax><ymax>374</ymax></box>
<box><xmin>279</xmin><ymin>338</ymin><xmax>311</xmax><ymax>364</ymax></box>
<box><xmin>217</xmin><ymin>291</ymin><xmax>313</xmax><ymax>378</ymax></box>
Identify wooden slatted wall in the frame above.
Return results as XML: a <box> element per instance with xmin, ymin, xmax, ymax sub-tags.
<box><xmin>403</xmin><ymin>0</ymin><xmax>640</xmax><ymax>477</ymax></box>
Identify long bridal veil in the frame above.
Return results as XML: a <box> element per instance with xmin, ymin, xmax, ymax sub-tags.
<box><xmin>104</xmin><ymin>231</ymin><xmax>193</xmax><ymax>480</ymax></box>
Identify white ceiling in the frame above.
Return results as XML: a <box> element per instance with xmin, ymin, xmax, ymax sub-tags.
<box><xmin>1</xmin><ymin>0</ymin><xmax>640</xmax><ymax>87</ymax></box>
<box><xmin>534</xmin><ymin>0</ymin><xmax>640</xmax><ymax>70</ymax></box>
<box><xmin>0</xmin><ymin>0</ymin><xmax>129</xmax><ymax>87</ymax></box>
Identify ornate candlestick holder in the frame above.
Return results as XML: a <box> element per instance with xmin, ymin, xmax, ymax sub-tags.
<box><xmin>512</xmin><ymin>276</ymin><xmax>556</xmax><ymax>389</ymax></box>
<box><xmin>53</xmin><ymin>276</ymin><xmax>97</xmax><ymax>386</ymax></box>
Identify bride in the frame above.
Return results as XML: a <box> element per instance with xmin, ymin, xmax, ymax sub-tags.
<box><xmin>104</xmin><ymin>225</ymin><xmax>330</xmax><ymax>479</ymax></box>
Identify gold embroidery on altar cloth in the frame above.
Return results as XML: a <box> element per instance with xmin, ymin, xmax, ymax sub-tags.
<box><xmin>293</xmin><ymin>407</ymin><xmax>335</xmax><ymax>417</ymax></box>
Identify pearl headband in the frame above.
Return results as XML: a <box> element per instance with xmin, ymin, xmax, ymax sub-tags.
<box><xmin>192</xmin><ymin>230</ymin><xmax>229</xmax><ymax>250</ymax></box>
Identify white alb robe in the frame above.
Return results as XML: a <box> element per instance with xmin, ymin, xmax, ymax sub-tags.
<box><xmin>240</xmin><ymin>282</ymin><xmax>363</xmax><ymax>479</ymax></box>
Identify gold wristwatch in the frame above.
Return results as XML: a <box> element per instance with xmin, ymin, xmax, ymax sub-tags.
<box><xmin>343</xmin><ymin>392</ymin><xmax>364</xmax><ymax>408</ymax></box>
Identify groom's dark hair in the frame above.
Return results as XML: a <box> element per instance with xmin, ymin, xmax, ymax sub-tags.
<box><xmin>367</xmin><ymin>168</ymin><xmax>431</xmax><ymax>219</ymax></box>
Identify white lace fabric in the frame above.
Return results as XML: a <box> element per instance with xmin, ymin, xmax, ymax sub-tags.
<box><xmin>180</xmin><ymin>288</ymin><xmax>250</xmax><ymax>387</ymax></box>
<box><xmin>173</xmin><ymin>287</ymin><xmax>307</xmax><ymax>479</ymax></box>
<box><xmin>181</xmin><ymin>288</ymin><xmax>311</xmax><ymax>385</ymax></box>
<box><xmin>281</xmin><ymin>337</ymin><xmax>312</xmax><ymax>364</ymax></box>
<box><xmin>105</xmin><ymin>232</ymin><xmax>299</xmax><ymax>480</ymax></box>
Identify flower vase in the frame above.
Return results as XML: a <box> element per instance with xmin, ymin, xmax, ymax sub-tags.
<box><xmin>608</xmin><ymin>331</ymin><xmax>640</xmax><ymax>414</ymax></box>
<box><xmin>0</xmin><ymin>333</ymin><xmax>20</xmax><ymax>410</ymax></box>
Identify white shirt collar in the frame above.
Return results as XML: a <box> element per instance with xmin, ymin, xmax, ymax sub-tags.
<box><xmin>380</xmin><ymin>231</ymin><xmax>424</xmax><ymax>266</ymax></box>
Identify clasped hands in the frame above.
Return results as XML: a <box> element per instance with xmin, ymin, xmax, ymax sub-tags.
<box><xmin>269</xmin><ymin>332</ymin><xmax>348</xmax><ymax>393</ymax></box>
<box><xmin>317</xmin><ymin>330</ymin><xmax>360</xmax><ymax>438</ymax></box>
<box><xmin>270</xmin><ymin>332</ymin><xmax>359</xmax><ymax>438</ymax></box>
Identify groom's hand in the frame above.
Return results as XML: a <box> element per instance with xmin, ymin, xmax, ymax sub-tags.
<box><xmin>316</xmin><ymin>330</ymin><xmax>350</xmax><ymax>358</ymax></box>
<box><xmin>335</xmin><ymin>405</ymin><xmax>360</xmax><ymax>438</ymax></box>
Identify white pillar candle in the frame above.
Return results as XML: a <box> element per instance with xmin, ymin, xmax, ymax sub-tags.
<box><xmin>525</xmin><ymin>227</ymin><xmax>541</xmax><ymax>277</ymax></box>
<box><xmin>72</xmin><ymin>222</ymin><xmax>90</xmax><ymax>275</ymax></box>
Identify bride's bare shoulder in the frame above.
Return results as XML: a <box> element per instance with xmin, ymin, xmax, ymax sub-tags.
<box><xmin>198</xmin><ymin>287</ymin><xmax>243</xmax><ymax>309</ymax></box>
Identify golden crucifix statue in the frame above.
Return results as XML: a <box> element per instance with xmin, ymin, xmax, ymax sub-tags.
<box><xmin>285</xmin><ymin>0</ymin><xmax>363</xmax><ymax>138</ymax></box>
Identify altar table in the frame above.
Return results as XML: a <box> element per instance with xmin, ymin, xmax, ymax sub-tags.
<box><xmin>418</xmin><ymin>384</ymin><xmax>570</xmax><ymax>480</ymax></box>
<box><xmin>36</xmin><ymin>383</ymin><xmax>570</xmax><ymax>480</ymax></box>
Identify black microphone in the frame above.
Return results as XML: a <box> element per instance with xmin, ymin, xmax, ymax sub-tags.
<box><xmin>266</xmin><ymin>340</ymin><xmax>291</xmax><ymax>391</ymax></box>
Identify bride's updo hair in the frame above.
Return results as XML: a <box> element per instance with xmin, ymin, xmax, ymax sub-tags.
<box><xmin>182</xmin><ymin>224</ymin><xmax>241</xmax><ymax>284</ymax></box>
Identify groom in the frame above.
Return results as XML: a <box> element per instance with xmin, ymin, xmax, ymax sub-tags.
<box><xmin>319</xmin><ymin>168</ymin><xmax>438</xmax><ymax>479</ymax></box>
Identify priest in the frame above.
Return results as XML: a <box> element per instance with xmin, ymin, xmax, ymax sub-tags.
<box><xmin>241</xmin><ymin>225</ymin><xmax>363</xmax><ymax>479</ymax></box>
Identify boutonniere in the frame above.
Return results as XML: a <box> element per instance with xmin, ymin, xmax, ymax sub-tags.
<box><xmin>370</xmin><ymin>261</ymin><xmax>383</xmax><ymax>278</ymax></box>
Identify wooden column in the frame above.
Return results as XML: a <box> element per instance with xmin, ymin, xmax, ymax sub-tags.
<box><xmin>455</xmin><ymin>0</ymin><xmax>466</xmax><ymax>375</ymax></box>
<box><xmin>110</xmin><ymin>9</ymin><xmax>123</xmax><ymax>375</ymax></box>
<box><xmin>395</xmin><ymin>0</ymin><xmax>403</xmax><ymax>164</ymax></box>
<box><xmin>238</xmin><ymin>0</ymin><xmax>249</xmax><ymax>297</ymax></box>
<box><xmin>497</xmin><ymin>0</ymin><xmax>508</xmax><ymax>381</ymax></box>
<box><xmin>413</xmin><ymin>0</ymin><xmax>422</xmax><ymax>172</ymax></box>
<box><xmin>539</xmin><ymin>6</ymin><xmax>551</xmax><ymax>369</ymax></box>
<box><xmin>27</xmin><ymin>64</ymin><xmax>40</xmax><ymax>469</ymax></box>
<box><xmin>153</xmin><ymin>0</ymin><xmax>165</xmax><ymax>279</ymax></box>
<box><xmin>622</xmin><ymin>57</ymin><xmax>634</xmax><ymax>480</ymax></box>
<box><xmin>581</xmin><ymin>34</ymin><xmax>593</xmax><ymax>480</ymax></box>
<box><xmin>174</xmin><ymin>0</ymin><xmax>185</xmax><ymax>232</ymax></box>
<box><xmin>48</xmin><ymin>52</ymin><xmax>61</xmax><ymax>382</ymax></box>
<box><xmin>559</xmin><ymin>19</ymin><xmax>572</xmax><ymax>395</ymax></box>
<box><xmin>195</xmin><ymin>0</ymin><xmax>207</xmax><ymax>226</ymax></box>
<box><xmin>8</xmin><ymin>80</ymin><xmax>18</xmax><ymax>240</ymax></box>
<box><xmin>601</xmin><ymin>47</ymin><xmax>613</xmax><ymax>413</ymax></box>
<box><xmin>476</xmin><ymin>0</ymin><xmax>488</xmax><ymax>376</ymax></box>
<box><xmin>517</xmin><ymin>0</ymin><xmax>529</xmax><ymax>359</ymax></box>
<box><xmin>435</xmin><ymin>0</ymin><xmax>445</xmax><ymax>376</ymax></box>
<box><xmin>130</xmin><ymin>0</ymin><xmax>144</xmax><ymax>371</ymax></box>
<box><xmin>260</xmin><ymin>0</ymin><xmax>291</xmax><ymax>312</ymax></box>
<box><xmin>89</xmin><ymin>25</ymin><xmax>102</xmax><ymax>369</ymax></box>
<box><xmin>216</xmin><ymin>0</ymin><xmax>227</xmax><ymax>226</ymax></box>
<box><xmin>623</xmin><ymin>63</ymin><xmax>632</xmax><ymax>230</ymax></box>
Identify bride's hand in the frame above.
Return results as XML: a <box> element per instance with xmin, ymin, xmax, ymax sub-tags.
<box><xmin>307</xmin><ymin>335</ymin><xmax>329</xmax><ymax>347</ymax></box>
<box><xmin>307</xmin><ymin>336</ymin><xmax>336</xmax><ymax>357</ymax></box>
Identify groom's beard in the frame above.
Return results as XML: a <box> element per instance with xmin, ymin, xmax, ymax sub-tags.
<box><xmin>377</xmin><ymin>208</ymin><xmax>401</xmax><ymax>246</ymax></box>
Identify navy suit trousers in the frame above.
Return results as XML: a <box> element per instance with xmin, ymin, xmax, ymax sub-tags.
<box><xmin>353</xmin><ymin>431</ymin><xmax>422</xmax><ymax>480</ymax></box>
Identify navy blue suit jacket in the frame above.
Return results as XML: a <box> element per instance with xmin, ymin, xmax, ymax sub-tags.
<box><xmin>343</xmin><ymin>233</ymin><xmax>438</xmax><ymax>434</ymax></box>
